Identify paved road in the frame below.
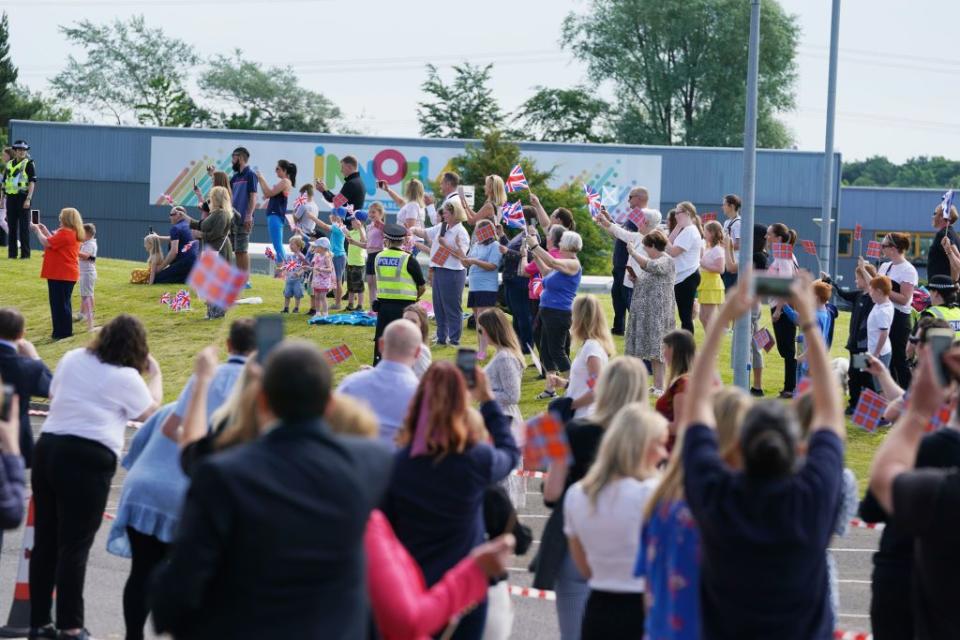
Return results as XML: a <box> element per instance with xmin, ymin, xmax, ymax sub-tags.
<box><xmin>0</xmin><ymin>417</ymin><xmax>877</xmax><ymax>639</ymax></box>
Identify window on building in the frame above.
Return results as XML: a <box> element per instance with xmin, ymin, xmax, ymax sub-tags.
<box><xmin>915</xmin><ymin>232</ymin><xmax>936</xmax><ymax>260</ymax></box>
<box><xmin>837</xmin><ymin>231</ymin><xmax>853</xmax><ymax>257</ymax></box>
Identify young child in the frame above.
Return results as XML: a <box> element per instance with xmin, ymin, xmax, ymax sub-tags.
<box><xmin>310</xmin><ymin>237</ymin><xmax>335</xmax><ymax>317</ymax></box>
<box><xmin>345</xmin><ymin>218</ymin><xmax>367</xmax><ymax>311</ymax></box>
<box><xmin>282</xmin><ymin>235</ymin><xmax>308</xmax><ymax>314</ymax></box>
<box><xmin>313</xmin><ymin>207</ymin><xmax>348</xmax><ymax>309</ymax></box>
<box><xmin>345</xmin><ymin>202</ymin><xmax>385</xmax><ymax>308</ymax></box>
<box><xmin>784</xmin><ymin>279</ymin><xmax>835</xmax><ymax>380</ymax></box>
<box><xmin>867</xmin><ymin>274</ymin><xmax>895</xmax><ymax>388</ymax></box>
<box><xmin>78</xmin><ymin>223</ymin><xmax>98</xmax><ymax>331</ymax></box>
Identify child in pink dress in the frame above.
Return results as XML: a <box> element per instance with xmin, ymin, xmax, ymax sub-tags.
<box><xmin>310</xmin><ymin>237</ymin><xmax>334</xmax><ymax>317</ymax></box>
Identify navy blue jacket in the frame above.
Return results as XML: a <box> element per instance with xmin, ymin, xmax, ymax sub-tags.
<box><xmin>0</xmin><ymin>343</ymin><xmax>51</xmax><ymax>466</ymax></box>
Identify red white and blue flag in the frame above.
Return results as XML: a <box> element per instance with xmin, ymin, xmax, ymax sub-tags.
<box><xmin>292</xmin><ymin>192</ymin><xmax>309</xmax><ymax>209</ymax></box>
<box><xmin>584</xmin><ymin>184</ymin><xmax>601</xmax><ymax>218</ymax></box>
<box><xmin>503</xmin><ymin>200</ymin><xmax>525</xmax><ymax>229</ymax></box>
<box><xmin>505</xmin><ymin>164</ymin><xmax>528</xmax><ymax>192</ymax></box>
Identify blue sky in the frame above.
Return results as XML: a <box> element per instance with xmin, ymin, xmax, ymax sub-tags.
<box><xmin>5</xmin><ymin>0</ymin><xmax>958</xmax><ymax>163</ymax></box>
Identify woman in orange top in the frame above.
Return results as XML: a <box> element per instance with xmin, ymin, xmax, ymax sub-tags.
<box><xmin>31</xmin><ymin>208</ymin><xmax>84</xmax><ymax>340</ymax></box>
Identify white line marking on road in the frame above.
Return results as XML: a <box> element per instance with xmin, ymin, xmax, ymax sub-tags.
<box><xmin>829</xmin><ymin>547</ymin><xmax>874</xmax><ymax>552</ymax></box>
<box><xmin>837</xmin><ymin>613</ymin><xmax>870</xmax><ymax>619</ymax></box>
<box><xmin>837</xmin><ymin>579</ymin><xmax>872</xmax><ymax>584</ymax></box>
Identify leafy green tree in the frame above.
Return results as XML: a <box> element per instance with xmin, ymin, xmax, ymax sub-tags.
<box><xmin>448</xmin><ymin>130</ymin><xmax>610</xmax><ymax>275</ymax></box>
<box><xmin>842</xmin><ymin>156</ymin><xmax>960</xmax><ymax>188</ymax></box>
<box><xmin>417</xmin><ymin>63</ymin><xmax>503</xmax><ymax>139</ymax></box>
<box><xmin>51</xmin><ymin>15</ymin><xmax>200</xmax><ymax>126</ymax></box>
<box><xmin>202</xmin><ymin>51</ymin><xmax>343</xmax><ymax>132</ymax></box>
<box><xmin>512</xmin><ymin>86</ymin><xmax>612</xmax><ymax>143</ymax></box>
<box><xmin>563</xmin><ymin>0</ymin><xmax>799</xmax><ymax>148</ymax></box>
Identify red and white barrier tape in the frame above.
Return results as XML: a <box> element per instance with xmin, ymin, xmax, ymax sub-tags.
<box><xmin>507</xmin><ymin>585</ymin><xmax>555</xmax><ymax>601</ymax></box>
<box><xmin>834</xmin><ymin>631</ymin><xmax>872</xmax><ymax>640</ymax></box>
<box><xmin>511</xmin><ymin>469</ymin><xmax>546</xmax><ymax>479</ymax></box>
<box><xmin>29</xmin><ymin>409</ymin><xmax>142</xmax><ymax>429</ymax></box>
<box><xmin>848</xmin><ymin>518</ymin><xmax>886</xmax><ymax>532</ymax></box>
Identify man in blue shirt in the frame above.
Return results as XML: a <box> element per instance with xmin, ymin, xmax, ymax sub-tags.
<box><xmin>160</xmin><ymin>319</ymin><xmax>255</xmax><ymax>438</ymax></box>
<box><xmin>337</xmin><ymin>319</ymin><xmax>421</xmax><ymax>444</ymax></box>
<box><xmin>229</xmin><ymin>147</ymin><xmax>258</xmax><ymax>277</ymax></box>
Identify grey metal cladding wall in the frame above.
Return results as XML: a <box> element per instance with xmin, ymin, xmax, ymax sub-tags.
<box><xmin>839</xmin><ymin>186</ymin><xmax>944</xmax><ymax>232</ymax></box>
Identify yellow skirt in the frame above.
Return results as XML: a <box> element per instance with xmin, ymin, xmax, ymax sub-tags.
<box><xmin>698</xmin><ymin>270</ymin><xmax>725</xmax><ymax>305</ymax></box>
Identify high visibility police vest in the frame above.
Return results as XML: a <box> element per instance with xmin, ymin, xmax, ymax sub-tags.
<box><xmin>924</xmin><ymin>305</ymin><xmax>960</xmax><ymax>338</ymax></box>
<box><xmin>375</xmin><ymin>248</ymin><xmax>418</xmax><ymax>301</ymax></box>
<box><xmin>4</xmin><ymin>159</ymin><xmax>29</xmax><ymax>195</ymax></box>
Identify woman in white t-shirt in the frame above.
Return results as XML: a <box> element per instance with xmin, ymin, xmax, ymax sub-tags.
<box><xmin>382</xmin><ymin>178</ymin><xmax>426</xmax><ymax>252</ymax></box>
<box><xmin>30</xmin><ymin>315</ymin><xmax>162</xmax><ymax>638</ymax></box>
<box><xmin>564</xmin><ymin>403</ymin><xmax>668</xmax><ymax>640</ymax></box>
<box><xmin>665</xmin><ymin>202</ymin><xmax>704</xmax><ymax>335</ymax></box>
<box><xmin>877</xmin><ymin>232</ymin><xmax>918</xmax><ymax>388</ymax></box>
<box><xmin>547</xmin><ymin>295</ymin><xmax>615</xmax><ymax>419</ymax></box>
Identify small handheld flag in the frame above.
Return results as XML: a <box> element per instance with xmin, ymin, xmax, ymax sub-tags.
<box><xmin>180</xmin><ymin>240</ymin><xmax>196</xmax><ymax>254</ymax></box>
<box><xmin>796</xmin><ymin>377</ymin><xmax>812</xmax><ymax>395</ymax></box>
<box><xmin>332</xmin><ymin>193</ymin><xmax>348</xmax><ymax>208</ymax></box>
<box><xmin>322</xmin><ymin>344</ymin><xmax>353</xmax><ymax>366</ymax></box>
<box><xmin>771</xmin><ymin>242</ymin><xmax>793</xmax><ymax>261</ymax></box>
<box><xmin>264</xmin><ymin>246</ymin><xmax>276</xmax><ymax>261</ymax></box>
<box><xmin>505</xmin><ymin>164</ymin><xmax>528</xmax><ymax>192</ymax></box>
<box><xmin>942</xmin><ymin>190</ymin><xmax>955</xmax><ymax>216</ymax></box>
<box><xmin>852</xmin><ymin>389</ymin><xmax>888</xmax><ymax>432</ymax></box>
<box><xmin>584</xmin><ymin>184</ymin><xmax>601</xmax><ymax>218</ymax></box>
<box><xmin>526</xmin><ymin>344</ymin><xmax>542</xmax><ymax>375</ymax></box>
<box><xmin>531</xmin><ymin>275</ymin><xmax>544</xmax><ymax>299</ymax></box>
<box><xmin>171</xmin><ymin>289</ymin><xmax>191</xmax><ymax>312</ymax></box>
<box><xmin>502</xmin><ymin>201</ymin><xmax>525</xmax><ymax>229</ymax></box>
<box><xmin>159</xmin><ymin>292</ymin><xmax>172</xmax><ymax>306</ymax></box>
<box><xmin>292</xmin><ymin>192</ymin><xmax>309</xmax><ymax>209</ymax></box>
<box><xmin>431</xmin><ymin>245</ymin><xmax>452</xmax><ymax>267</ymax></box>
<box><xmin>187</xmin><ymin>250</ymin><xmax>250</xmax><ymax>310</ymax></box>
<box><xmin>701</xmin><ymin>212</ymin><xmax>718</xmax><ymax>223</ymax></box>
<box><xmin>753</xmin><ymin>327</ymin><xmax>775</xmax><ymax>352</ymax></box>
<box><xmin>854</xmin><ymin>223</ymin><xmax>862</xmax><ymax>241</ymax></box>
<box><xmin>800</xmin><ymin>239</ymin><xmax>817</xmax><ymax>256</ymax></box>
<box><xmin>161</xmin><ymin>194</ymin><xmax>174</xmax><ymax>205</ymax></box>
<box><xmin>523</xmin><ymin>413</ymin><xmax>570</xmax><ymax>470</ymax></box>
<box><xmin>627</xmin><ymin>208</ymin><xmax>645</xmax><ymax>228</ymax></box>
<box><xmin>866</xmin><ymin>241</ymin><xmax>883</xmax><ymax>259</ymax></box>
<box><xmin>474</xmin><ymin>224</ymin><xmax>496</xmax><ymax>243</ymax></box>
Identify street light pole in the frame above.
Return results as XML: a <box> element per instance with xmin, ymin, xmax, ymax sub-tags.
<box><xmin>820</xmin><ymin>0</ymin><xmax>841</xmax><ymax>275</ymax></box>
<box><xmin>733</xmin><ymin>0</ymin><xmax>762</xmax><ymax>390</ymax></box>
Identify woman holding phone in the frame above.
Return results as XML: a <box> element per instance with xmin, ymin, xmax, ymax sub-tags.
<box><xmin>31</xmin><ymin>208</ymin><xmax>84</xmax><ymax>340</ymax></box>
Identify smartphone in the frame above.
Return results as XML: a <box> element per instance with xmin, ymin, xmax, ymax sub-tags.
<box><xmin>255</xmin><ymin>315</ymin><xmax>285</xmax><ymax>364</ymax></box>
<box><xmin>456</xmin><ymin>348</ymin><xmax>478</xmax><ymax>388</ymax></box>
<box><xmin>30</xmin><ymin>209</ymin><xmax>39</xmax><ymax>225</ymax></box>
<box><xmin>852</xmin><ymin>353</ymin><xmax>868</xmax><ymax>370</ymax></box>
<box><xmin>148</xmin><ymin>226</ymin><xmax>154</xmax><ymax>235</ymax></box>
<box><xmin>927</xmin><ymin>328</ymin><xmax>955</xmax><ymax>386</ymax></box>
<box><xmin>753</xmin><ymin>274</ymin><xmax>793</xmax><ymax>297</ymax></box>
<box><xmin>0</xmin><ymin>385</ymin><xmax>13</xmax><ymax>422</ymax></box>
<box><xmin>376</xmin><ymin>179</ymin><xmax>387</xmax><ymax>189</ymax></box>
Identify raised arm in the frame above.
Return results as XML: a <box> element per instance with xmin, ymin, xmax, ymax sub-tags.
<box><xmin>382</xmin><ymin>183</ymin><xmax>406</xmax><ymax>207</ymax></box>
<box><xmin>527</xmin><ymin>233</ymin><xmax>579</xmax><ymax>275</ymax></box>
<box><xmin>257</xmin><ymin>173</ymin><xmax>290</xmax><ymax>199</ymax></box>
<box><xmin>529</xmin><ymin>193</ymin><xmax>550</xmax><ymax>229</ymax></box>
<box><xmin>176</xmin><ymin>347</ymin><xmax>218</xmax><ymax>449</ymax></box>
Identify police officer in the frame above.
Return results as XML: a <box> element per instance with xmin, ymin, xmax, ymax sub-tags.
<box><xmin>373</xmin><ymin>223</ymin><xmax>426</xmax><ymax>364</ymax></box>
<box><xmin>921</xmin><ymin>274</ymin><xmax>960</xmax><ymax>338</ymax></box>
<box><xmin>5</xmin><ymin>140</ymin><xmax>36</xmax><ymax>259</ymax></box>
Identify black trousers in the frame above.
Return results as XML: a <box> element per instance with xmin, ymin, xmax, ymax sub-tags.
<box><xmin>48</xmin><ymin>279</ymin><xmax>75</xmax><ymax>340</ymax></box>
<box><xmin>538</xmin><ymin>307</ymin><xmax>572</xmax><ymax>373</ymax></box>
<box><xmin>30</xmin><ymin>434</ymin><xmax>117</xmax><ymax>629</ymax></box>
<box><xmin>889</xmin><ymin>310</ymin><xmax>912</xmax><ymax>389</ymax></box>
<box><xmin>372</xmin><ymin>299</ymin><xmax>413</xmax><ymax>365</ymax></box>
<box><xmin>504</xmin><ymin>278</ymin><xmax>534</xmax><ymax>352</ymax></box>
<box><xmin>581</xmin><ymin>590</ymin><xmax>645</xmax><ymax>640</ymax></box>
<box><xmin>870</xmin><ymin>566</ymin><xmax>913</xmax><ymax>640</ymax></box>
<box><xmin>611</xmin><ymin>266</ymin><xmax>629</xmax><ymax>333</ymax></box>
<box><xmin>848</xmin><ymin>352</ymin><xmax>877</xmax><ymax>410</ymax></box>
<box><xmin>124</xmin><ymin>528</ymin><xmax>170</xmax><ymax>640</ymax></box>
<box><xmin>773</xmin><ymin>311</ymin><xmax>797</xmax><ymax>393</ymax></box>
<box><xmin>674</xmin><ymin>270</ymin><xmax>701</xmax><ymax>335</ymax></box>
<box><xmin>6</xmin><ymin>193</ymin><xmax>29</xmax><ymax>259</ymax></box>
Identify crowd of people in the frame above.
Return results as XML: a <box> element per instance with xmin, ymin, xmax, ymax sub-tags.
<box><xmin>4</xmin><ymin>148</ymin><xmax>960</xmax><ymax>640</ymax></box>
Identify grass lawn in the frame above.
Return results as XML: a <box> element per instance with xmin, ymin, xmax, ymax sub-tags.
<box><xmin>0</xmin><ymin>256</ymin><xmax>884</xmax><ymax>488</ymax></box>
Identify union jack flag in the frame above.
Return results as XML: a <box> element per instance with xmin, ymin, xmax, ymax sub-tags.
<box><xmin>584</xmin><ymin>184</ymin><xmax>601</xmax><ymax>218</ymax></box>
<box><xmin>292</xmin><ymin>192</ymin><xmax>309</xmax><ymax>209</ymax></box>
<box><xmin>502</xmin><ymin>200</ymin><xmax>525</xmax><ymax>229</ymax></box>
<box><xmin>800</xmin><ymin>239</ymin><xmax>817</xmax><ymax>256</ymax></box>
<box><xmin>854</xmin><ymin>223</ymin><xmax>862</xmax><ymax>241</ymax></box>
<box><xmin>159</xmin><ymin>292</ymin><xmax>171</xmax><ymax>306</ymax></box>
<box><xmin>322</xmin><ymin>344</ymin><xmax>353</xmax><ymax>366</ymax></box>
<box><xmin>505</xmin><ymin>164</ymin><xmax>528</xmax><ymax>192</ymax></box>
<box><xmin>264</xmin><ymin>246</ymin><xmax>276</xmax><ymax>261</ymax></box>
<box><xmin>531</xmin><ymin>275</ymin><xmax>543</xmax><ymax>298</ymax></box>
<box><xmin>277</xmin><ymin>257</ymin><xmax>301</xmax><ymax>277</ymax></box>
<box><xmin>180</xmin><ymin>240</ymin><xmax>195</xmax><ymax>254</ymax></box>
<box><xmin>171</xmin><ymin>289</ymin><xmax>191</xmax><ymax>312</ymax></box>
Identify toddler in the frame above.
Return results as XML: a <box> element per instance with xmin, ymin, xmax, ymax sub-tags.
<box><xmin>78</xmin><ymin>223</ymin><xmax>98</xmax><ymax>331</ymax></box>
<box><xmin>345</xmin><ymin>218</ymin><xmax>367</xmax><ymax>311</ymax></box>
<box><xmin>282</xmin><ymin>236</ymin><xmax>307</xmax><ymax>314</ymax></box>
<box><xmin>310</xmin><ymin>237</ymin><xmax>334</xmax><ymax>317</ymax></box>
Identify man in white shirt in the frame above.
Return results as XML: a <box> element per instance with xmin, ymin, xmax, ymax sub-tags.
<box><xmin>721</xmin><ymin>193</ymin><xmax>742</xmax><ymax>289</ymax></box>
<box><xmin>425</xmin><ymin>172</ymin><xmax>461</xmax><ymax>225</ymax></box>
<box><xmin>337</xmin><ymin>319</ymin><xmax>421</xmax><ymax>444</ymax></box>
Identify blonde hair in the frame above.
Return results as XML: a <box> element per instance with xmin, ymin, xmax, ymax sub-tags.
<box><xmin>704</xmin><ymin>220</ymin><xmax>724</xmax><ymax>248</ymax></box>
<box><xmin>477</xmin><ymin>308</ymin><xmax>524</xmax><ymax>367</ymax></box>
<box><xmin>144</xmin><ymin>235</ymin><xmax>163</xmax><ymax>265</ymax></box>
<box><xmin>936</xmin><ymin>203</ymin><xmax>959</xmax><ymax>225</ymax></box>
<box><xmin>404</xmin><ymin>179</ymin><xmax>425</xmax><ymax>207</ymax></box>
<box><xmin>209</xmin><ymin>185</ymin><xmax>232</xmax><ymax>215</ymax></box>
<box><xmin>591</xmin><ymin>356</ymin><xmax>649</xmax><ymax>427</ymax></box>
<box><xmin>581</xmin><ymin>403</ymin><xmax>667</xmax><ymax>507</ymax></box>
<box><xmin>485</xmin><ymin>175</ymin><xmax>508</xmax><ymax>208</ymax></box>
<box><xmin>644</xmin><ymin>387</ymin><xmax>751</xmax><ymax>522</ymax></box>
<box><xmin>571</xmin><ymin>295</ymin><xmax>615</xmax><ymax>356</ymax></box>
<box><xmin>325</xmin><ymin>393</ymin><xmax>379</xmax><ymax>439</ymax></box>
<box><xmin>289</xmin><ymin>235</ymin><xmax>305</xmax><ymax>252</ymax></box>
<box><xmin>442</xmin><ymin>199</ymin><xmax>467</xmax><ymax>224</ymax></box>
<box><xmin>676</xmin><ymin>201</ymin><xmax>704</xmax><ymax>237</ymax></box>
<box><xmin>59</xmin><ymin>208</ymin><xmax>84</xmax><ymax>242</ymax></box>
<box><xmin>368</xmin><ymin>201</ymin><xmax>385</xmax><ymax>220</ymax></box>
<box><xmin>211</xmin><ymin>359</ymin><xmax>263</xmax><ymax>451</ymax></box>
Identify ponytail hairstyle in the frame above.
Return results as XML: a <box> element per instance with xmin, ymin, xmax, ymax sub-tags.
<box><xmin>769</xmin><ymin>222</ymin><xmax>791</xmax><ymax>245</ymax></box>
<box><xmin>788</xmin><ymin>228</ymin><xmax>797</xmax><ymax>246</ymax></box>
<box><xmin>676</xmin><ymin>201</ymin><xmax>703</xmax><ymax>236</ymax></box>
<box><xmin>277</xmin><ymin>160</ymin><xmax>297</xmax><ymax>189</ymax></box>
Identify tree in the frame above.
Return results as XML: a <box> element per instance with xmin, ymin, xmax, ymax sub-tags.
<box><xmin>202</xmin><ymin>51</ymin><xmax>343</xmax><ymax>133</ymax></box>
<box><xmin>512</xmin><ymin>86</ymin><xmax>612</xmax><ymax>143</ymax></box>
<box><xmin>417</xmin><ymin>63</ymin><xmax>503</xmax><ymax>139</ymax></box>
<box><xmin>842</xmin><ymin>156</ymin><xmax>960</xmax><ymax>188</ymax></box>
<box><xmin>562</xmin><ymin>0</ymin><xmax>799</xmax><ymax>148</ymax></box>
<box><xmin>449</xmin><ymin>130</ymin><xmax>610</xmax><ymax>275</ymax></box>
<box><xmin>50</xmin><ymin>15</ymin><xmax>200</xmax><ymax>126</ymax></box>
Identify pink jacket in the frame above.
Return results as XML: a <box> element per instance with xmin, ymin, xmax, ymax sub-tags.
<box><xmin>365</xmin><ymin>510</ymin><xmax>489</xmax><ymax>640</ymax></box>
